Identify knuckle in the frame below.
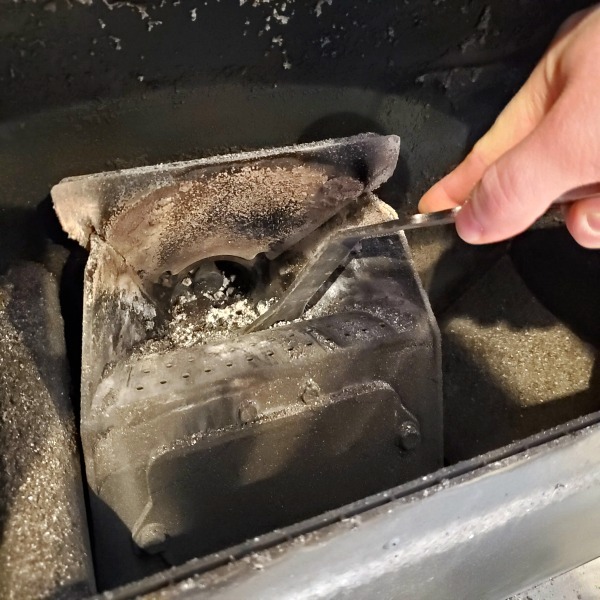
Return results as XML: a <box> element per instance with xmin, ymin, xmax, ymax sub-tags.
<box><xmin>470</xmin><ymin>140</ymin><xmax>493</xmax><ymax>170</ymax></box>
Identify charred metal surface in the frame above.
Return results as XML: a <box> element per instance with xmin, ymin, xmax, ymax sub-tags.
<box><xmin>0</xmin><ymin>263</ymin><xmax>94</xmax><ymax>599</ymax></box>
<box><xmin>52</xmin><ymin>136</ymin><xmax>440</xmax><ymax>588</ymax></box>
<box><xmin>52</xmin><ymin>134</ymin><xmax>399</xmax><ymax>287</ymax></box>
<box><xmin>51</xmin><ymin>134</ymin><xmax>400</xmax><ymax>415</ymax></box>
<box><xmin>85</xmin><ymin>233</ymin><xmax>441</xmax><ymax>588</ymax></box>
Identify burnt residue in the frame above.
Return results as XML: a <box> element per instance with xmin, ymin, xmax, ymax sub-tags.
<box><xmin>0</xmin><ymin>0</ymin><xmax>595</xmax><ymax>122</ymax></box>
<box><xmin>106</xmin><ymin>160</ymin><xmax>335</xmax><ymax>280</ymax></box>
<box><xmin>51</xmin><ymin>135</ymin><xmax>398</xmax><ymax>290</ymax></box>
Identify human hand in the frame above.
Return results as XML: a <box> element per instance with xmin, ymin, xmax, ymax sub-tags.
<box><xmin>419</xmin><ymin>6</ymin><xmax>600</xmax><ymax>249</ymax></box>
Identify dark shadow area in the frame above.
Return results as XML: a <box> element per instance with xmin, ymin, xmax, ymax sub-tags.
<box><xmin>0</xmin><ymin>206</ymin><xmax>48</xmax><ymax>275</ymax></box>
<box><xmin>511</xmin><ymin>227</ymin><xmax>600</xmax><ymax>347</ymax></box>
<box><xmin>297</xmin><ymin>112</ymin><xmax>387</xmax><ymax>143</ymax></box>
<box><xmin>432</xmin><ymin>237</ymin><xmax>600</xmax><ymax>464</ymax></box>
<box><xmin>0</xmin><ymin>0</ymin><xmax>595</xmax><ymax>122</ymax></box>
<box><xmin>57</xmin><ymin>248</ymin><xmax>88</xmax><ymax>419</ymax></box>
<box><xmin>88</xmin><ymin>489</ymin><xmax>169</xmax><ymax>592</ymax></box>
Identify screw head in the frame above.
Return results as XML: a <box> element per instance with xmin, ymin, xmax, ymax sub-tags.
<box><xmin>398</xmin><ymin>421</ymin><xmax>421</xmax><ymax>451</ymax></box>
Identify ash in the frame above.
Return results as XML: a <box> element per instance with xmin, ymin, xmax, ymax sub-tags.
<box><xmin>158</xmin><ymin>274</ymin><xmax>273</xmax><ymax>349</ymax></box>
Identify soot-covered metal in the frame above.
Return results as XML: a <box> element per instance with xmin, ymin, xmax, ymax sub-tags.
<box><xmin>52</xmin><ymin>134</ymin><xmax>442</xmax><ymax>588</ymax></box>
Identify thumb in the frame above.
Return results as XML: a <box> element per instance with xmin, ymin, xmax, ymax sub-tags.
<box><xmin>455</xmin><ymin>100</ymin><xmax>584</xmax><ymax>244</ymax></box>
<box><xmin>418</xmin><ymin>55</ymin><xmax>556</xmax><ymax>214</ymax></box>
<box><xmin>565</xmin><ymin>197</ymin><xmax>600</xmax><ymax>249</ymax></box>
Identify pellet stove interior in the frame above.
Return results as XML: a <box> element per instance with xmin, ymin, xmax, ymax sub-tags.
<box><xmin>0</xmin><ymin>1</ymin><xmax>599</xmax><ymax>598</ymax></box>
<box><xmin>49</xmin><ymin>132</ymin><xmax>600</xmax><ymax>593</ymax></box>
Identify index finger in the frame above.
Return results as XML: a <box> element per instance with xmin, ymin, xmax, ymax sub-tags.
<box><xmin>418</xmin><ymin>60</ymin><xmax>556</xmax><ymax>213</ymax></box>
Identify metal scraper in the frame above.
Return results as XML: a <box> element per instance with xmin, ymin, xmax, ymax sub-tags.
<box><xmin>247</xmin><ymin>184</ymin><xmax>600</xmax><ymax>333</ymax></box>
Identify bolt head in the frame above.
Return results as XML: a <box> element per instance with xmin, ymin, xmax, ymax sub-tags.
<box><xmin>301</xmin><ymin>379</ymin><xmax>321</xmax><ymax>404</ymax></box>
<box><xmin>398</xmin><ymin>421</ymin><xmax>421</xmax><ymax>451</ymax></box>
<box><xmin>239</xmin><ymin>400</ymin><xmax>258</xmax><ymax>424</ymax></box>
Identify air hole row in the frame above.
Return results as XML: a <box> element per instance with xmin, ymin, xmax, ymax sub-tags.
<box><xmin>135</xmin><ymin>373</ymin><xmax>191</xmax><ymax>390</ymax></box>
<box><xmin>137</xmin><ymin>337</ymin><xmax>321</xmax><ymax>383</ymax></box>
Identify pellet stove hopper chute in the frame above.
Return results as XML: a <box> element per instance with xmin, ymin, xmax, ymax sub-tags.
<box><xmin>51</xmin><ymin>133</ymin><xmax>443</xmax><ymax>581</ymax></box>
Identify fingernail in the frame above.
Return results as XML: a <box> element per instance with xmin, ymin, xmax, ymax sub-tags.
<box><xmin>455</xmin><ymin>205</ymin><xmax>484</xmax><ymax>243</ymax></box>
<box><xmin>587</xmin><ymin>212</ymin><xmax>600</xmax><ymax>233</ymax></box>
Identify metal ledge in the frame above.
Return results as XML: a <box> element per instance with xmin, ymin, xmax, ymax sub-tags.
<box><xmin>100</xmin><ymin>410</ymin><xmax>600</xmax><ymax>599</ymax></box>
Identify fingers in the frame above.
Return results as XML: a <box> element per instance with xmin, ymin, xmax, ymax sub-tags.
<box><xmin>419</xmin><ymin>63</ymin><xmax>555</xmax><ymax>214</ymax></box>
<box><xmin>419</xmin><ymin>149</ymin><xmax>488</xmax><ymax>213</ymax></box>
<box><xmin>565</xmin><ymin>197</ymin><xmax>600</xmax><ymax>248</ymax></box>
<box><xmin>553</xmin><ymin>6</ymin><xmax>598</xmax><ymax>43</ymax></box>
<box><xmin>454</xmin><ymin>102</ymin><xmax>583</xmax><ymax>244</ymax></box>
<box><xmin>420</xmin><ymin>6</ymin><xmax>600</xmax><ymax>248</ymax></box>
<box><xmin>418</xmin><ymin>151</ymin><xmax>487</xmax><ymax>212</ymax></box>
